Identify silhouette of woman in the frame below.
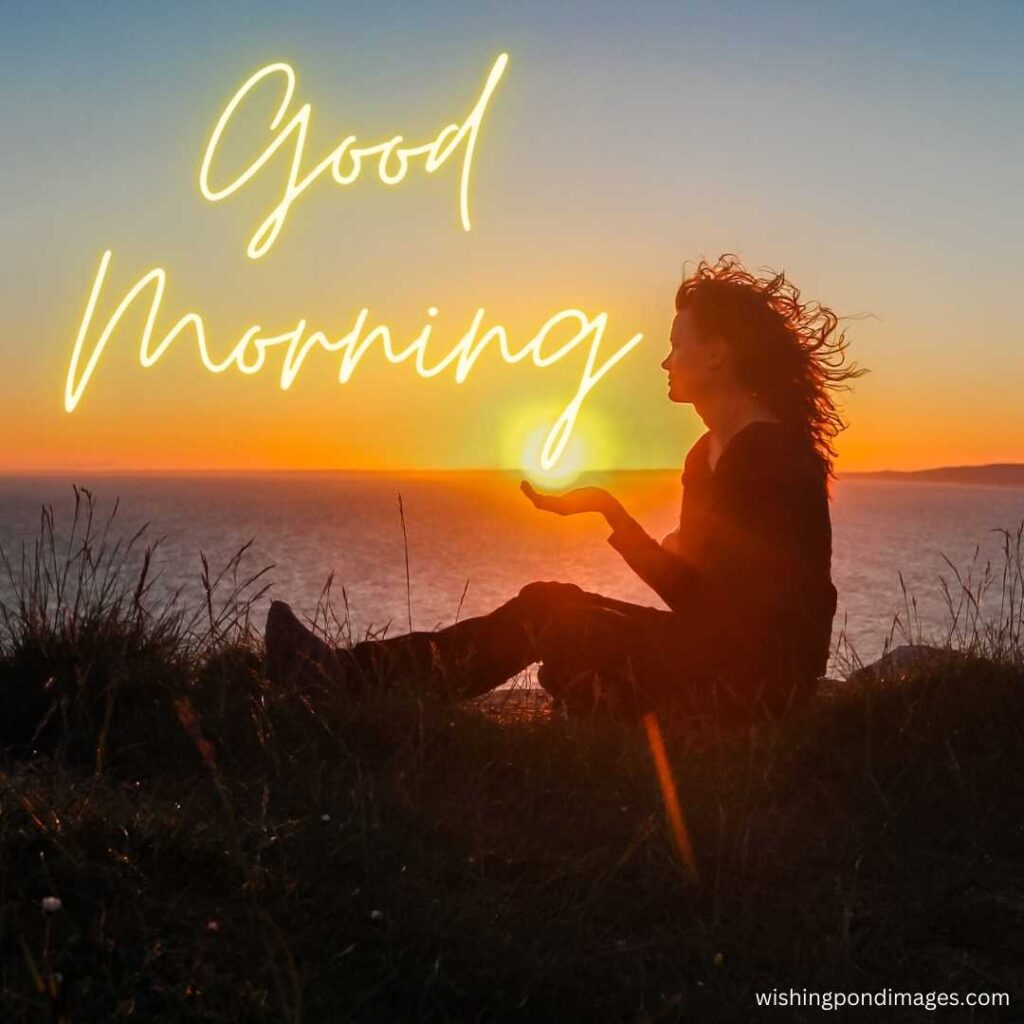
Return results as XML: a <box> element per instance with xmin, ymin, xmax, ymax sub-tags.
<box><xmin>264</xmin><ymin>254</ymin><xmax>864</xmax><ymax>722</ymax></box>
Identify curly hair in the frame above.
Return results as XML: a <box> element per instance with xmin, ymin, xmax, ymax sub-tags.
<box><xmin>675</xmin><ymin>253</ymin><xmax>866</xmax><ymax>489</ymax></box>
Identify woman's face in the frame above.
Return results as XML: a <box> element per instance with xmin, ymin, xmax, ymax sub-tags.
<box><xmin>662</xmin><ymin>308</ymin><xmax>725</xmax><ymax>404</ymax></box>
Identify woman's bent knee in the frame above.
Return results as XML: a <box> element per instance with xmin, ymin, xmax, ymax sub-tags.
<box><xmin>517</xmin><ymin>580</ymin><xmax>585</xmax><ymax>608</ymax></box>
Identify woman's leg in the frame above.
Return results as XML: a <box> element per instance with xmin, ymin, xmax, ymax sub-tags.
<box><xmin>265</xmin><ymin>588</ymin><xmax>546</xmax><ymax>698</ymax></box>
<box><xmin>264</xmin><ymin>581</ymin><xmax>671</xmax><ymax>702</ymax></box>
<box><xmin>520</xmin><ymin>584</ymin><xmax>686</xmax><ymax>719</ymax></box>
<box><xmin>519</xmin><ymin>583</ymin><xmax>761</xmax><ymax>721</ymax></box>
<box><xmin>345</xmin><ymin>581</ymin><xmax>620</xmax><ymax>699</ymax></box>
<box><xmin>346</xmin><ymin>597</ymin><xmax>535</xmax><ymax>699</ymax></box>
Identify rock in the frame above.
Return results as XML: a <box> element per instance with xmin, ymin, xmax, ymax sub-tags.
<box><xmin>845</xmin><ymin>644</ymin><xmax>951</xmax><ymax>687</ymax></box>
<box><xmin>815</xmin><ymin>676</ymin><xmax>854</xmax><ymax>699</ymax></box>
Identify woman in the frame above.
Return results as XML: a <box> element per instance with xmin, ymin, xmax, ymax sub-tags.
<box><xmin>264</xmin><ymin>254</ymin><xmax>864</xmax><ymax>722</ymax></box>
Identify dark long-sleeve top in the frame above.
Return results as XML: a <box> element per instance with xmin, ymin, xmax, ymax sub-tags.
<box><xmin>607</xmin><ymin>421</ymin><xmax>838</xmax><ymax>682</ymax></box>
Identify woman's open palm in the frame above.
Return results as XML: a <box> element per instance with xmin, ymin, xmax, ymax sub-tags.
<box><xmin>519</xmin><ymin>480</ymin><xmax>615</xmax><ymax>518</ymax></box>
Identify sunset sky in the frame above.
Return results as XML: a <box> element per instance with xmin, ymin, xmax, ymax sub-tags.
<box><xmin>2</xmin><ymin>1</ymin><xmax>1022</xmax><ymax>475</ymax></box>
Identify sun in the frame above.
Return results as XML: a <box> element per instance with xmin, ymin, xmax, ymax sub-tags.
<box><xmin>520</xmin><ymin>423</ymin><xmax>588</xmax><ymax>489</ymax></box>
<box><xmin>501</xmin><ymin>403</ymin><xmax>615</xmax><ymax>489</ymax></box>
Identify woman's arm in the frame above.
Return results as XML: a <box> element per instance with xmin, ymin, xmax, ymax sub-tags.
<box><xmin>606</xmin><ymin>516</ymin><xmax>711</xmax><ymax>615</ymax></box>
<box><xmin>519</xmin><ymin>481</ymin><xmax>632</xmax><ymax>532</ymax></box>
<box><xmin>520</xmin><ymin>479</ymin><xmax>707</xmax><ymax>614</ymax></box>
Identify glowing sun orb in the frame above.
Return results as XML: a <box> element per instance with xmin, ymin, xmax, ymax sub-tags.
<box><xmin>519</xmin><ymin>422</ymin><xmax>589</xmax><ymax>490</ymax></box>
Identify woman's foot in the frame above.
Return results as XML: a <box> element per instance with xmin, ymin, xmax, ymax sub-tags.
<box><xmin>264</xmin><ymin>600</ymin><xmax>349</xmax><ymax>692</ymax></box>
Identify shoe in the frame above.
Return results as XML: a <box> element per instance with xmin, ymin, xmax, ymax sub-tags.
<box><xmin>265</xmin><ymin>600</ymin><xmax>349</xmax><ymax>691</ymax></box>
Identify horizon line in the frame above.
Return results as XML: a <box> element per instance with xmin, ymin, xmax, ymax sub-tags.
<box><xmin>1</xmin><ymin>460</ymin><xmax>1023</xmax><ymax>478</ymax></box>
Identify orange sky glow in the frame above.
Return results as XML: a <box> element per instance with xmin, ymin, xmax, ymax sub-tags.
<box><xmin>3</xmin><ymin>5</ymin><xmax>1022</xmax><ymax>480</ymax></box>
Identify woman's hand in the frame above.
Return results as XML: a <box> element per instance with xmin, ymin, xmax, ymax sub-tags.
<box><xmin>519</xmin><ymin>480</ymin><xmax>630</xmax><ymax>530</ymax></box>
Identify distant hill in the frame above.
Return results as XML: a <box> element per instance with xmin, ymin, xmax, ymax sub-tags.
<box><xmin>841</xmin><ymin>463</ymin><xmax>1024</xmax><ymax>488</ymax></box>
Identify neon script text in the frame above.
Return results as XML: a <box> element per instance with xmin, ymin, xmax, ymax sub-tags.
<box><xmin>65</xmin><ymin>251</ymin><xmax>643</xmax><ymax>470</ymax></box>
<box><xmin>200</xmin><ymin>54</ymin><xmax>509</xmax><ymax>259</ymax></box>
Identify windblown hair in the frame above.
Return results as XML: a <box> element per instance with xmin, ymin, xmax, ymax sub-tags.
<box><xmin>675</xmin><ymin>253</ymin><xmax>866</xmax><ymax>489</ymax></box>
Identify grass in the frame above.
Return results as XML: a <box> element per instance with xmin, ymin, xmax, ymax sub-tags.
<box><xmin>1</xmin><ymin>489</ymin><xmax>1023</xmax><ymax>1021</ymax></box>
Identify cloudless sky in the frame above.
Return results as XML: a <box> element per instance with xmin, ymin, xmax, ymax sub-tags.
<box><xmin>1</xmin><ymin>0</ymin><xmax>1022</xmax><ymax>474</ymax></box>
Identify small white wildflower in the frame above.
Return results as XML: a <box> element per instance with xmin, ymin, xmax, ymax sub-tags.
<box><xmin>321</xmin><ymin>813</ymin><xmax>331</xmax><ymax>822</ymax></box>
<box><xmin>41</xmin><ymin>896</ymin><xmax>61</xmax><ymax>913</ymax></box>
<box><xmin>369</xmin><ymin>909</ymin><xmax>384</xmax><ymax>922</ymax></box>
<box><xmin>205</xmin><ymin>919</ymin><xmax>220</xmax><ymax>933</ymax></box>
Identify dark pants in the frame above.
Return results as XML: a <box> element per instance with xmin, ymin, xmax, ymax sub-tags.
<box><xmin>339</xmin><ymin>581</ymin><xmax>755</xmax><ymax>721</ymax></box>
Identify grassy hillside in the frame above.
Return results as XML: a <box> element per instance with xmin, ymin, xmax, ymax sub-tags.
<box><xmin>1</xmin><ymin>491</ymin><xmax>1022</xmax><ymax>1021</ymax></box>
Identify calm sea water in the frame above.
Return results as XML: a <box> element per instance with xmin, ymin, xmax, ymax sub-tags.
<box><xmin>1</xmin><ymin>472</ymin><xmax>1022</xmax><ymax>677</ymax></box>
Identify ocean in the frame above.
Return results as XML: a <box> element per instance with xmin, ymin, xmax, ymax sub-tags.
<box><xmin>1</xmin><ymin>472</ymin><xmax>1022</xmax><ymax>678</ymax></box>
